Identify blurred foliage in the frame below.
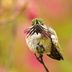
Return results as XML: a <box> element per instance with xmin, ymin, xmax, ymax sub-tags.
<box><xmin>0</xmin><ymin>0</ymin><xmax>28</xmax><ymax>72</ymax></box>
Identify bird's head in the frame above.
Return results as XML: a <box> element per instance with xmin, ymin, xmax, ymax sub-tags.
<box><xmin>32</xmin><ymin>18</ymin><xmax>44</xmax><ymax>26</ymax></box>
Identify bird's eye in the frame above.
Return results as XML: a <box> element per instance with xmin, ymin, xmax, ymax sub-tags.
<box><xmin>41</xmin><ymin>23</ymin><xmax>44</xmax><ymax>25</ymax></box>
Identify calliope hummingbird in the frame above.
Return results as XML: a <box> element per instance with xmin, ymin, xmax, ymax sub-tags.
<box><xmin>24</xmin><ymin>18</ymin><xmax>64</xmax><ymax>72</ymax></box>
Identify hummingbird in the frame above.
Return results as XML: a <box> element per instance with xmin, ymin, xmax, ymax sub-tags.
<box><xmin>24</xmin><ymin>18</ymin><xmax>64</xmax><ymax>72</ymax></box>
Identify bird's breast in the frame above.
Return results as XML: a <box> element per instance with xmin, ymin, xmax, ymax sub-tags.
<box><xmin>26</xmin><ymin>33</ymin><xmax>41</xmax><ymax>52</ymax></box>
<box><xmin>26</xmin><ymin>32</ymin><xmax>51</xmax><ymax>54</ymax></box>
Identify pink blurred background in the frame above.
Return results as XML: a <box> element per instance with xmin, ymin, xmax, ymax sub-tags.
<box><xmin>0</xmin><ymin>0</ymin><xmax>72</xmax><ymax>72</ymax></box>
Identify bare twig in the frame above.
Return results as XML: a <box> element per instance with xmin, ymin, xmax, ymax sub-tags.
<box><xmin>35</xmin><ymin>54</ymin><xmax>49</xmax><ymax>72</ymax></box>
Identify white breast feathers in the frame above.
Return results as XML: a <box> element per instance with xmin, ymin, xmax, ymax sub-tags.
<box><xmin>26</xmin><ymin>33</ymin><xmax>41</xmax><ymax>53</ymax></box>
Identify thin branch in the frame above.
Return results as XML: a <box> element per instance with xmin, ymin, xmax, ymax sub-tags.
<box><xmin>35</xmin><ymin>54</ymin><xmax>49</xmax><ymax>72</ymax></box>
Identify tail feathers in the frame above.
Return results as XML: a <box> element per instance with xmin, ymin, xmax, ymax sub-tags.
<box><xmin>47</xmin><ymin>43</ymin><xmax>64</xmax><ymax>60</ymax></box>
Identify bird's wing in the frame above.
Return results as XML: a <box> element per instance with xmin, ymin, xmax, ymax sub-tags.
<box><xmin>47</xmin><ymin>27</ymin><xmax>64</xmax><ymax>60</ymax></box>
<box><xmin>48</xmin><ymin>27</ymin><xmax>58</xmax><ymax>44</ymax></box>
<box><xmin>47</xmin><ymin>42</ymin><xmax>64</xmax><ymax>60</ymax></box>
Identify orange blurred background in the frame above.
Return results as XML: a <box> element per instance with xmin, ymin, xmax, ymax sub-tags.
<box><xmin>0</xmin><ymin>0</ymin><xmax>72</xmax><ymax>72</ymax></box>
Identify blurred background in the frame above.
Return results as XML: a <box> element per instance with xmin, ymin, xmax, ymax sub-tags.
<box><xmin>0</xmin><ymin>0</ymin><xmax>72</xmax><ymax>72</ymax></box>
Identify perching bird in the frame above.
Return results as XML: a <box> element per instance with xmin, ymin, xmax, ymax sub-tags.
<box><xmin>24</xmin><ymin>18</ymin><xmax>64</xmax><ymax>72</ymax></box>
